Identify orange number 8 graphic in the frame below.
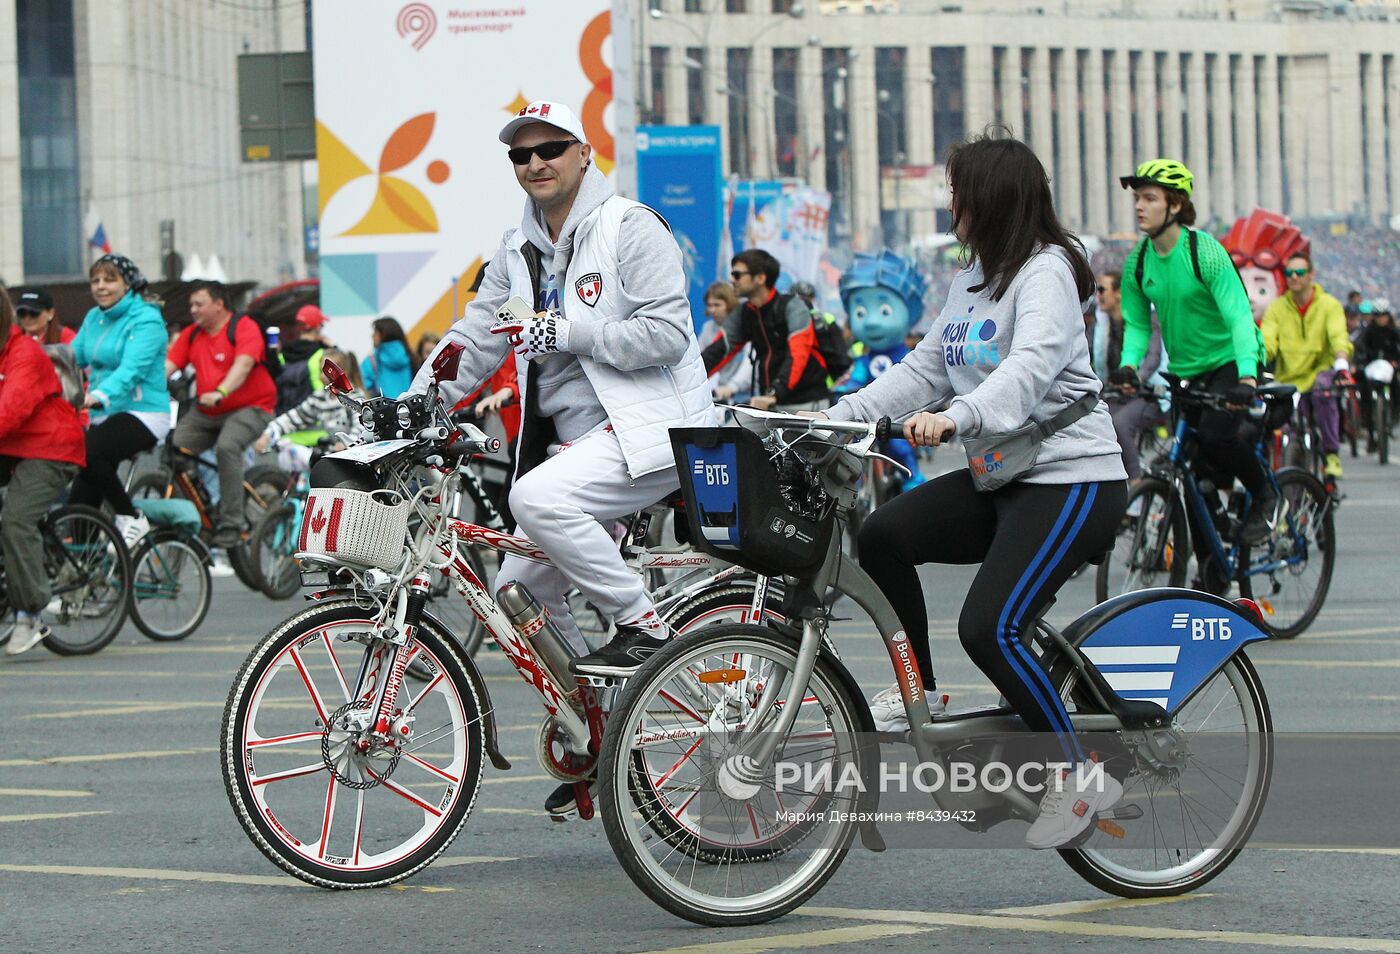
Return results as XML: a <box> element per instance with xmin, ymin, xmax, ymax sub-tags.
<box><xmin>579</xmin><ymin>12</ymin><xmax>614</xmax><ymax>175</ymax></box>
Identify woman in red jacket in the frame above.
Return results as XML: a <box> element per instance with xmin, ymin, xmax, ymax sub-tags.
<box><xmin>0</xmin><ymin>287</ymin><xmax>87</xmax><ymax>656</ymax></box>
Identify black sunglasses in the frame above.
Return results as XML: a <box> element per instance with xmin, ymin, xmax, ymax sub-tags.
<box><xmin>1096</xmin><ymin>284</ymin><xmax>1115</xmax><ymax>293</ymax></box>
<box><xmin>507</xmin><ymin>139</ymin><xmax>579</xmax><ymax>165</ymax></box>
<box><xmin>731</xmin><ymin>270</ymin><xmax>750</xmax><ymax>280</ymax></box>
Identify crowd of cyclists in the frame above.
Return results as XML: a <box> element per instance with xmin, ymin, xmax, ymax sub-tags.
<box><xmin>1</xmin><ymin>104</ymin><xmax>1395</xmax><ymax>843</ymax></box>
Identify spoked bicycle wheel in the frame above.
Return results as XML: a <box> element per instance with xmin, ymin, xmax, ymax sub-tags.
<box><xmin>221</xmin><ymin>600</ymin><xmax>485</xmax><ymax>888</ymax></box>
<box><xmin>1095</xmin><ymin>478</ymin><xmax>1188</xmax><ymax>602</ymax></box>
<box><xmin>42</xmin><ymin>505</ymin><xmax>132</xmax><ymax>656</ymax></box>
<box><xmin>250</xmin><ymin>503</ymin><xmax>301</xmax><ymax>600</ymax></box>
<box><xmin>1052</xmin><ymin>651</ymin><xmax>1273</xmax><ymax>897</ymax></box>
<box><xmin>663</xmin><ymin>583</ymin><xmax>785</xmax><ymax>633</ymax></box>
<box><xmin>129</xmin><ymin>532</ymin><xmax>212</xmax><ymax>641</ymax></box>
<box><xmin>1238</xmin><ymin>469</ymin><xmax>1335</xmax><ymax>638</ymax></box>
<box><xmin>598</xmin><ymin>623</ymin><xmax>869</xmax><ymax>926</ymax></box>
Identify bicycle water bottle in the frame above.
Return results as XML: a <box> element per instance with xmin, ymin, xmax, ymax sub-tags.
<box><xmin>497</xmin><ymin>583</ymin><xmax>582</xmax><ymax>705</ymax></box>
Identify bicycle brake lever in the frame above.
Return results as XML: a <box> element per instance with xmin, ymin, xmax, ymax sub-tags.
<box><xmin>867</xmin><ymin>451</ymin><xmax>912</xmax><ymax>479</ymax></box>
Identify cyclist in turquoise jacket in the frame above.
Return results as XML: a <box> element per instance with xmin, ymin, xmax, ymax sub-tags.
<box><xmin>69</xmin><ymin>254</ymin><xmax>171</xmax><ymax>548</ymax></box>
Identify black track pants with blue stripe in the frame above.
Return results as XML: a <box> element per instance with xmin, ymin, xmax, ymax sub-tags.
<box><xmin>858</xmin><ymin>470</ymin><xmax>1127</xmax><ymax>764</ymax></box>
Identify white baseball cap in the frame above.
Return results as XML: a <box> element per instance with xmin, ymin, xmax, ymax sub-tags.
<box><xmin>498</xmin><ymin>100</ymin><xmax>588</xmax><ymax>146</ymax></box>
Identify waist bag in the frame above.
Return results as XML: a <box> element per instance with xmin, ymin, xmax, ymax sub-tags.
<box><xmin>961</xmin><ymin>393</ymin><xmax>1098</xmax><ymax>492</ymax></box>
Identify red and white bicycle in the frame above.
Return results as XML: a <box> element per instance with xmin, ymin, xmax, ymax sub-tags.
<box><xmin>220</xmin><ymin>351</ymin><xmax>780</xmax><ymax>888</ymax></box>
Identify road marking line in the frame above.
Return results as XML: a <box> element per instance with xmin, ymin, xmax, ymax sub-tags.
<box><xmin>989</xmin><ymin>894</ymin><xmax>1211</xmax><ymax>917</ymax></box>
<box><xmin>636</xmin><ymin>924</ymin><xmax>935</xmax><ymax>954</ymax></box>
<box><xmin>0</xmin><ymin>748</ymin><xmax>217</xmax><ymax>767</ymax></box>
<box><xmin>26</xmin><ymin>700</ymin><xmax>312</xmax><ymax>720</ymax></box>
<box><xmin>1260</xmin><ymin>845</ymin><xmax>1400</xmax><ymax>856</ymax></box>
<box><xmin>481</xmin><ymin>774</ymin><xmax>551</xmax><ymax>785</ymax></box>
<box><xmin>479</xmin><ymin>807</ymin><xmax>547</xmax><ymax>816</ymax></box>
<box><xmin>433</xmin><ymin>855</ymin><xmax>520</xmax><ymax>868</ymax></box>
<box><xmin>1253</xmin><ymin>659</ymin><xmax>1400</xmax><ymax>669</ymax></box>
<box><xmin>0</xmin><ymin>857</ymin><xmax>516</xmax><ymax>887</ymax></box>
<box><xmin>0</xmin><ymin>788</ymin><xmax>93</xmax><ymax>798</ymax></box>
<box><xmin>0</xmin><ymin>811</ymin><xmax>112</xmax><ymax>823</ymax></box>
<box><xmin>798</xmin><ymin>905</ymin><xmax>1400</xmax><ymax>951</ymax></box>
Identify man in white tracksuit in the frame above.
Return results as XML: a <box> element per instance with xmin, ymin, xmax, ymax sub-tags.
<box><xmin>409</xmin><ymin>101</ymin><xmax>715</xmax><ymax>811</ymax></box>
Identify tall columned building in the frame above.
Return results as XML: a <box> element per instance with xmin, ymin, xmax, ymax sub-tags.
<box><xmin>0</xmin><ymin>0</ymin><xmax>307</xmax><ymax>285</ymax></box>
<box><xmin>638</xmin><ymin>0</ymin><xmax>1400</xmax><ymax>248</ymax></box>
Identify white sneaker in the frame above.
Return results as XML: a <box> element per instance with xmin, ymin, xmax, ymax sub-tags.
<box><xmin>209</xmin><ymin>550</ymin><xmax>237</xmax><ymax>578</ymax></box>
<box><xmin>869</xmin><ymin>683</ymin><xmax>948</xmax><ymax>732</ymax></box>
<box><xmin>5</xmin><ymin>613</ymin><xmax>48</xmax><ymax>656</ymax></box>
<box><xmin>1025</xmin><ymin>757</ymin><xmax>1124</xmax><ymax>849</ymax></box>
<box><xmin>114</xmin><ymin>513</ymin><xmax>151</xmax><ymax>550</ymax></box>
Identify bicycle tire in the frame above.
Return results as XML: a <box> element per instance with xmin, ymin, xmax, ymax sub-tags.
<box><xmin>230</xmin><ymin>466</ymin><xmax>291</xmax><ymax>592</ymax></box>
<box><xmin>129</xmin><ymin>532</ymin><xmax>212</xmax><ymax>641</ymax></box>
<box><xmin>598</xmin><ymin>624</ymin><xmax>866</xmax><ymax>926</ymax></box>
<box><xmin>221</xmin><ymin>600</ymin><xmax>485</xmax><ymax>888</ymax></box>
<box><xmin>1377</xmin><ymin>395</ymin><xmax>1390</xmax><ymax>465</ymax></box>
<box><xmin>663</xmin><ymin>583</ymin><xmax>784</xmax><ymax>633</ymax></box>
<box><xmin>1238</xmin><ymin>468</ymin><xmax>1335</xmax><ymax>639</ymax></box>
<box><xmin>1054</xmin><ymin>652</ymin><xmax>1273</xmax><ymax>897</ymax></box>
<box><xmin>250</xmin><ymin>503</ymin><xmax>301</xmax><ymax>600</ymax></box>
<box><xmin>1095</xmin><ymin>478</ymin><xmax>1188</xmax><ymax>603</ymax></box>
<box><xmin>40</xmin><ymin>505</ymin><xmax>133</xmax><ymax>656</ymax></box>
<box><xmin>127</xmin><ymin>469</ymin><xmax>265</xmax><ymax>589</ymax></box>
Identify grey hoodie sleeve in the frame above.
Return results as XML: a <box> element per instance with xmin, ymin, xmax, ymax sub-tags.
<box><xmin>942</xmin><ymin>256</ymin><xmax>1083</xmax><ymax>438</ymax></box>
<box><xmin>407</xmin><ymin>237</ymin><xmax>514</xmax><ymax>407</ymax></box>
<box><xmin>824</xmin><ymin>332</ymin><xmax>954</xmax><ymax>422</ymax></box>
<box><xmin>566</xmin><ymin>208</ymin><xmax>692</xmax><ymax>370</ymax></box>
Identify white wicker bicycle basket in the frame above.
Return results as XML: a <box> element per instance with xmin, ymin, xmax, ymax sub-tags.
<box><xmin>296</xmin><ymin>487</ymin><xmax>411</xmax><ymax>572</ymax></box>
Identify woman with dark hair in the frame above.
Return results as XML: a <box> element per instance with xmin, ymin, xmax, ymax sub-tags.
<box><xmin>69</xmin><ymin>254</ymin><xmax>171</xmax><ymax>549</ymax></box>
<box><xmin>815</xmin><ymin>131</ymin><xmax>1128</xmax><ymax>848</ymax></box>
<box><xmin>361</xmin><ymin>316</ymin><xmax>418</xmax><ymax>398</ymax></box>
<box><xmin>0</xmin><ymin>282</ymin><xmax>87</xmax><ymax>655</ymax></box>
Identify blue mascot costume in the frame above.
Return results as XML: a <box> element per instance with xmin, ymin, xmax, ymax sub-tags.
<box><xmin>837</xmin><ymin>249</ymin><xmax>929</xmax><ymax>490</ymax></box>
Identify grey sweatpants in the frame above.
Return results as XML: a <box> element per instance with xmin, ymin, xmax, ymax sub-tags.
<box><xmin>171</xmin><ymin>405</ymin><xmax>273</xmax><ymax>529</ymax></box>
<box><xmin>1</xmin><ymin>458</ymin><xmax>79</xmax><ymax>614</ymax></box>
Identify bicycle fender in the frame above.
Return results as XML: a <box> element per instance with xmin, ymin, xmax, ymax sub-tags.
<box><xmin>419</xmin><ymin>608</ymin><xmax>511</xmax><ymax>772</ymax></box>
<box><xmin>1065</xmin><ymin>588</ymin><xmax>1269</xmax><ymax>717</ymax></box>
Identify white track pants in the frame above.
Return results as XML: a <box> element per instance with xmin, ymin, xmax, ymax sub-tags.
<box><xmin>496</xmin><ymin>427</ymin><xmax>679</xmax><ymax>656</ymax></box>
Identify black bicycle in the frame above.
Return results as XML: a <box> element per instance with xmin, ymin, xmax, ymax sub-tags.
<box><xmin>1097</xmin><ymin>376</ymin><xmax>1334</xmax><ymax>639</ymax></box>
<box><xmin>0</xmin><ymin>504</ymin><xmax>133</xmax><ymax>655</ymax></box>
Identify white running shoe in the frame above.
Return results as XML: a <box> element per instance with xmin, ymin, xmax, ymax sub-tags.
<box><xmin>209</xmin><ymin>550</ymin><xmax>237</xmax><ymax>578</ymax></box>
<box><xmin>869</xmin><ymin>683</ymin><xmax>948</xmax><ymax>732</ymax></box>
<box><xmin>6</xmin><ymin>613</ymin><xmax>48</xmax><ymax>656</ymax></box>
<box><xmin>114</xmin><ymin>513</ymin><xmax>151</xmax><ymax>550</ymax></box>
<box><xmin>1025</xmin><ymin>756</ymin><xmax>1124</xmax><ymax>849</ymax></box>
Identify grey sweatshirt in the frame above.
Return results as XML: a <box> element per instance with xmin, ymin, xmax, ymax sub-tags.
<box><xmin>410</xmin><ymin>166</ymin><xmax>694</xmax><ymax>445</ymax></box>
<box><xmin>828</xmin><ymin>247</ymin><xmax>1127</xmax><ymax>485</ymax></box>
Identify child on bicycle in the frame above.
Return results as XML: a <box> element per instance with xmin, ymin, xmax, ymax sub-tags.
<box><xmin>814</xmin><ymin>131</ymin><xmax>1128</xmax><ymax>849</ymax></box>
<box><xmin>0</xmin><ymin>285</ymin><xmax>87</xmax><ymax>656</ymax></box>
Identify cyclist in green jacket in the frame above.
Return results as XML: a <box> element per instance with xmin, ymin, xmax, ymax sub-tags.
<box><xmin>1113</xmin><ymin>159</ymin><xmax>1274</xmax><ymax>545</ymax></box>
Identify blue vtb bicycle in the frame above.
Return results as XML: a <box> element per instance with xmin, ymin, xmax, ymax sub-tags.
<box><xmin>1096</xmin><ymin>374</ymin><xmax>1335</xmax><ymax>638</ymax></box>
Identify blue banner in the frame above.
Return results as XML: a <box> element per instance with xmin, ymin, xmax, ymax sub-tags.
<box><xmin>636</xmin><ymin>125</ymin><xmax>723</xmax><ymax>332</ymax></box>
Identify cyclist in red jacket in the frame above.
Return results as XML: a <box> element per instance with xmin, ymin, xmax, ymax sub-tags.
<box><xmin>0</xmin><ymin>288</ymin><xmax>87</xmax><ymax>656</ymax></box>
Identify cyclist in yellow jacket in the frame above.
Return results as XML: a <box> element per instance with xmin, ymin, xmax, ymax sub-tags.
<box><xmin>1260</xmin><ymin>253</ymin><xmax>1353</xmax><ymax>478</ymax></box>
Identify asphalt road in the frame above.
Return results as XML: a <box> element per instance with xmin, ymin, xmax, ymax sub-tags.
<box><xmin>3</xmin><ymin>451</ymin><xmax>1399</xmax><ymax>954</ymax></box>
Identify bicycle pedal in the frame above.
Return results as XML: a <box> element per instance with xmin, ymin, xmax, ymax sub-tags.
<box><xmin>576</xmin><ymin>673</ymin><xmax>623</xmax><ymax>690</ymax></box>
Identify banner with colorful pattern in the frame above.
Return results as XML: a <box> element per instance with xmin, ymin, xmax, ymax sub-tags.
<box><xmin>311</xmin><ymin>0</ymin><xmax>616</xmax><ymax>354</ymax></box>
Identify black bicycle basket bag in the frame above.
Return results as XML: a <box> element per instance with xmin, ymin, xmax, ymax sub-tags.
<box><xmin>670</xmin><ymin>426</ymin><xmax>833</xmax><ymax>578</ymax></box>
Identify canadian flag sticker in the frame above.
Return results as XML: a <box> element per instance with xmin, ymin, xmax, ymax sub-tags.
<box><xmin>575</xmin><ymin>272</ymin><xmax>603</xmax><ymax>307</ymax></box>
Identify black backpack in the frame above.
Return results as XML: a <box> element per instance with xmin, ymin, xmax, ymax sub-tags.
<box><xmin>1132</xmin><ymin>228</ymin><xmax>1248</xmax><ymax>296</ymax></box>
<box><xmin>275</xmin><ymin>347</ymin><xmax>323</xmax><ymax>414</ymax></box>
<box><xmin>810</xmin><ymin>311</ymin><xmax>853</xmax><ymax>381</ymax></box>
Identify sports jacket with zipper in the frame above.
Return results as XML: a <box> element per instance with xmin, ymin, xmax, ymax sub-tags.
<box><xmin>409</xmin><ymin>166</ymin><xmax>716</xmax><ymax>480</ymax></box>
<box><xmin>700</xmin><ymin>290</ymin><xmax>829</xmax><ymax>404</ymax></box>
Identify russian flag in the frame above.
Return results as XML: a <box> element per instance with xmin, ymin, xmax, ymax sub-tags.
<box><xmin>85</xmin><ymin>205</ymin><xmax>111</xmax><ymax>254</ymax></box>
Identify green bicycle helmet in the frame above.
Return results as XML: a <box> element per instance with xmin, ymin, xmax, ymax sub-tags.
<box><xmin>1120</xmin><ymin>158</ymin><xmax>1194</xmax><ymax>199</ymax></box>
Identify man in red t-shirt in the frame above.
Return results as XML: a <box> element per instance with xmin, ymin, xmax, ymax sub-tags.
<box><xmin>165</xmin><ymin>281</ymin><xmax>277</xmax><ymax>546</ymax></box>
